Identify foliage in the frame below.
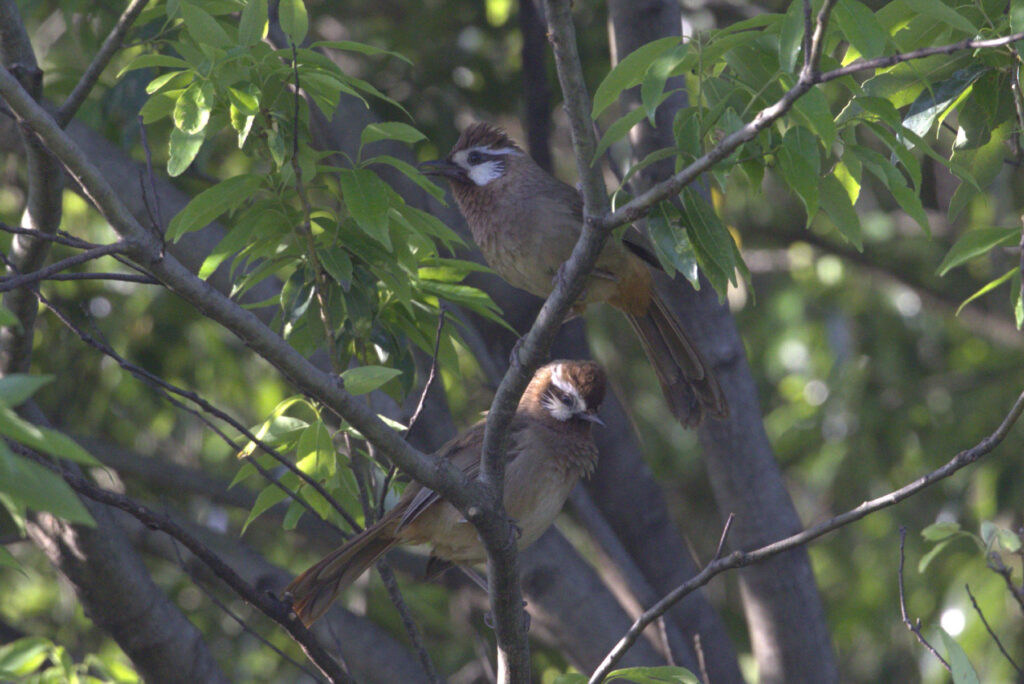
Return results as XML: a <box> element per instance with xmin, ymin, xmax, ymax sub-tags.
<box><xmin>0</xmin><ymin>636</ymin><xmax>139</xmax><ymax>683</ymax></box>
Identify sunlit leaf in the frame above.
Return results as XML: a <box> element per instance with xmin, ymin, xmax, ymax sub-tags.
<box><xmin>592</xmin><ymin>36</ymin><xmax>679</xmax><ymax>119</ymax></box>
<box><xmin>341</xmin><ymin>366</ymin><xmax>403</xmax><ymax>395</ymax></box>
<box><xmin>166</xmin><ymin>174</ymin><xmax>262</xmax><ymax>242</ymax></box>
<box><xmin>936</xmin><ymin>227</ymin><xmax>1020</xmax><ymax>276</ymax></box>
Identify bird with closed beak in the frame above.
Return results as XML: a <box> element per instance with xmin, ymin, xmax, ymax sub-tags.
<box><xmin>285</xmin><ymin>359</ymin><xmax>606</xmax><ymax>626</ymax></box>
<box><xmin>422</xmin><ymin>123</ymin><xmax>728</xmax><ymax>427</ymax></box>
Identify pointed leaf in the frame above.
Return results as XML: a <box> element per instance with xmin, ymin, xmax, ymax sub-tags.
<box><xmin>0</xmin><ymin>407</ymin><xmax>98</xmax><ymax>465</ymax></box>
<box><xmin>819</xmin><ymin>175</ymin><xmax>862</xmax><ymax>249</ymax></box>
<box><xmin>179</xmin><ymin>2</ymin><xmax>230</xmax><ymax>48</ymax></box>
<box><xmin>278</xmin><ymin>0</ymin><xmax>308</xmax><ymax>45</ymax></box>
<box><xmin>341</xmin><ymin>365</ymin><xmax>403</xmax><ymax>395</ymax></box>
<box><xmin>166</xmin><ymin>174</ymin><xmax>262</xmax><ymax>242</ymax></box>
<box><xmin>922</xmin><ymin>521</ymin><xmax>961</xmax><ymax>540</ymax></box>
<box><xmin>339</xmin><ymin>168</ymin><xmax>391</xmax><ymax>248</ymax></box>
<box><xmin>956</xmin><ymin>268</ymin><xmax>1015</xmax><ymax>315</ymax></box>
<box><xmin>939</xmin><ymin>630</ymin><xmax>980</xmax><ymax>684</ymax></box>
<box><xmin>592</xmin><ymin>36</ymin><xmax>679</xmax><ymax>119</ymax></box>
<box><xmin>238</xmin><ymin>0</ymin><xmax>267</xmax><ymax>46</ymax></box>
<box><xmin>311</xmin><ymin>40</ymin><xmax>412</xmax><ymax>64</ymax></box>
<box><xmin>0</xmin><ymin>448</ymin><xmax>94</xmax><ymax>526</ymax></box>
<box><xmin>640</xmin><ymin>44</ymin><xmax>688</xmax><ymax>124</ymax></box>
<box><xmin>0</xmin><ymin>374</ymin><xmax>53</xmax><ymax>408</ymax></box>
<box><xmin>937</xmin><ymin>227</ymin><xmax>1020</xmax><ymax>276</ymax></box>
<box><xmin>167</xmin><ymin>127</ymin><xmax>205</xmax><ymax>177</ymax></box>
<box><xmin>834</xmin><ymin>0</ymin><xmax>888</xmax><ymax>60</ymax></box>
<box><xmin>360</xmin><ymin>122</ymin><xmax>426</xmax><ymax>148</ymax></box>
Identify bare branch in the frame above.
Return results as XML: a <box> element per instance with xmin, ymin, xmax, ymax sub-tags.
<box><xmin>965</xmin><ymin>583</ymin><xmax>1022</xmax><ymax>675</ymax></box>
<box><xmin>589</xmin><ymin>388</ymin><xmax>1024</xmax><ymax>682</ymax></box>
<box><xmin>898</xmin><ymin>527</ymin><xmax>950</xmax><ymax>671</ymax></box>
<box><xmin>55</xmin><ymin>0</ymin><xmax>149</xmax><ymax>127</ymax></box>
<box><xmin>0</xmin><ymin>63</ymin><xmax>482</xmax><ymax>520</ymax></box>
<box><xmin>21</xmin><ymin>449</ymin><xmax>352</xmax><ymax>683</ymax></box>
<box><xmin>0</xmin><ymin>241</ymin><xmax>129</xmax><ymax>293</ymax></box>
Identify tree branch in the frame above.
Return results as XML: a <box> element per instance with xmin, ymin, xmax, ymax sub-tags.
<box><xmin>898</xmin><ymin>526</ymin><xmax>950</xmax><ymax>671</ymax></box>
<box><xmin>0</xmin><ymin>62</ymin><xmax>483</xmax><ymax>520</ymax></box>
<box><xmin>0</xmin><ymin>241</ymin><xmax>129</xmax><ymax>293</ymax></box>
<box><xmin>589</xmin><ymin>386</ymin><xmax>1024</xmax><ymax>682</ymax></box>
<box><xmin>55</xmin><ymin>0</ymin><xmax>149</xmax><ymax>127</ymax></box>
<box><xmin>23</xmin><ymin>449</ymin><xmax>353</xmax><ymax>684</ymax></box>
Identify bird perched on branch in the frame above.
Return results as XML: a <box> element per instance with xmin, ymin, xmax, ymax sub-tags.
<box><xmin>285</xmin><ymin>359</ymin><xmax>606</xmax><ymax>626</ymax></box>
<box><xmin>421</xmin><ymin>123</ymin><xmax>728</xmax><ymax>427</ymax></box>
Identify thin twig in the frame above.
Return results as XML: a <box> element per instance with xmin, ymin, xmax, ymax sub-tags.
<box><xmin>378</xmin><ymin>308</ymin><xmax>447</xmax><ymax>516</ymax></box>
<box><xmin>35</xmin><ymin>288</ymin><xmax>359</xmax><ymax>535</ymax></box>
<box><xmin>988</xmin><ymin>551</ymin><xmax>1024</xmax><ymax>614</ymax></box>
<box><xmin>588</xmin><ymin>388</ymin><xmax>1024</xmax><ymax>682</ymax></box>
<box><xmin>965</xmin><ymin>583</ymin><xmax>1022</xmax><ymax>675</ymax></box>
<box><xmin>898</xmin><ymin>527</ymin><xmax>950</xmax><ymax>671</ymax></box>
<box><xmin>289</xmin><ymin>43</ymin><xmax>340</xmax><ymax>371</ymax></box>
<box><xmin>0</xmin><ymin>222</ymin><xmax>102</xmax><ymax>250</ymax></box>
<box><xmin>138</xmin><ymin>115</ymin><xmax>164</xmax><ymax>240</ymax></box>
<box><xmin>17</xmin><ymin>271</ymin><xmax>159</xmax><ymax>285</ymax></box>
<box><xmin>20</xmin><ymin>449</ymin><xmax>352</xmax><ymax>684</ymax></box>
<box><xmin>165</xmin><ymin>532</ymin><xmax>324</xmax><ymax>682</ymax></box>
<box><xmin>693</xmin><ymin>634</ymin><xmax>709</xmax><ymax>684</ymax></box>
<box><xmin>375</xmin><ymin>559</ymin><xmax>443</xmax><ymax>684</ymax></box>
<box><xmin>56</xmin><ymin>0</ymin><xmax>150</xmax><ymax>126</ymax></box>
<box><xmin>0</xmin><ymin>241</ymin><xmax>129</xmax><ymax>293</ymax></box>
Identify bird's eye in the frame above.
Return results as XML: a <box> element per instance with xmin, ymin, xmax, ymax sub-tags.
<box><xmin>559</xmin><ymin>392</ymin><xmax>574</xmax><ymax>407</ymax></box>
<box><xmin>467</xmin><ymin>150</ymin><xmax>484</xmax><ymax>165</ymax></box>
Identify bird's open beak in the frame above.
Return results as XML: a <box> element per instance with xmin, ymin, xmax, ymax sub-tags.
<box><xmin>579</xmin><ymin>411</ymin><xmax>606</xmax><ymax>427</ymax></box>
<box><xmin>419</xmin><ymin>158</ymin><xmax>466</xmax><ymax>182</ymax></box>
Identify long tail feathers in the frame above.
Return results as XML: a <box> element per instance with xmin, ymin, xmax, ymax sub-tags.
<box><xmin>284</xmin><ymin>522</ymin><xmax>398</xmax><ymax>626</ymax></box>
<box><xmin>627</xmin><ymin>294</ymin><xmax>728</xmax><ymax>427</ymax></box>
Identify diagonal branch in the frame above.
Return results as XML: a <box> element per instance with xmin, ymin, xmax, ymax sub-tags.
<box><xmin>0</xmin><ymin>62</ymin><xmax>483</xmax><ymax>519</ymax></box>
<box><xmin>55</xmin><ymin>0</ymin><xmax>149</xmax><ymax>127</ymax></box>
<box><xmin>21</xmin><ymin>449</ymin><xmax>352</xmax><ymax>684</ymax></box>
<box><xmin>589</xmin><ymin>386</ymin><xmax>1024</xmax><ymax>682</ymax></box>
<box><xmin>0</xmin><ymin>241</ymin><xmax>129</xmax><ymax>292</ymax></box>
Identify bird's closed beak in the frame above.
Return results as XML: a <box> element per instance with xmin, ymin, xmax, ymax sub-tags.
<box><xmin>579</xmin><ymin>411</ymin><xmax>606</xmax><ymax>427</ymax></box>
<box><xmin>419</xmin><ymin>158</ymin><xmax>466</xmax><ymax>182</ymax></box>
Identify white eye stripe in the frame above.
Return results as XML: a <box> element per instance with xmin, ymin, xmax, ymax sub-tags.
<box><xmin>481</xmin><ymin>146</ymin><xmax>521</xmax><ymax>156</ymax></box>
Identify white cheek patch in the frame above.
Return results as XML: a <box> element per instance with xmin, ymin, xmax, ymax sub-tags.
<box><xmin>467</xmin><ymin>161</ymin><xmax>504</xmax><ymax>186</ymax></box>
<box><xmin>543</xmin><ymin>363</ymin><xmax>586</xmax><ymax>421</ymax></box>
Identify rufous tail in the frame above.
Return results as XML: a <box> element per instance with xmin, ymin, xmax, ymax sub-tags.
<box><xmin>285</xmin><ymin>520</ymin><xmax>399</xmax><ymax>626</ymax></box>
<box><xmin>626</xmin><ymin>292</ymin><xmax>728</xmax><ymax>427</ymax></box>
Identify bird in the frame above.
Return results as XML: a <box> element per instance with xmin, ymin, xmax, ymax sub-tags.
<box><xmin>421</xmin><ymin>123</ymin><xmax>729</xmax><ymax>426</ymax></box>
<box><xmin>284</xmin><ymin>359</ymin><xmax>606</xmax><ymax>626</ymax></box>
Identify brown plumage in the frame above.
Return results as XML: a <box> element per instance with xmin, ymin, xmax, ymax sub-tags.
<box><xmin>422</xmin><ymin>123</ymin><xmax>728</xmax><ymax>426</ymax></box>
<box><xmin>284</xmin><ymin>360</ymin><xmax>606</xmax><ymax>626</ymax></box>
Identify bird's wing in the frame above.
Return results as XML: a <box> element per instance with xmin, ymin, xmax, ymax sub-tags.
<box><xmin>396</xmin><ymin>419</ymin><xmax>528</xmax><ymax>531</ymax></box>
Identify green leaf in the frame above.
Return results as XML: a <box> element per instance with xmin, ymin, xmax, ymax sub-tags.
<box><xmin>592</xmin><ymin>36</ymin><xmax>680</xmax><ymax>119</ymax></box>
<box><xmin>140</xmin><ymin>90</ymin><xmax>179</xmax><ymax>124</ymax></box>
<box><xmin>0</xmin><ymin>448</ymin><xmax>94</xmax><ymax>525</ymax></box>
<box><xmin>227</xmin><ymin>86</ymin><xmax>259</xmax><ymax>115</ymax></box>
<box><xmin>167</xmin><ymin>127</ymin><xmax>205</xmax><ymax>177</ymax></box>
<box><xmin>939</xmin><ymin>630</ymin><xmax>980</xmax><ymax>684</ymax></box>
<box><xmin>179</xmin><ymin>1</ymin><xmax>230</xmax><ymax>48</ymax></box>
<box><xmin>339</xmin><ymin>168</ymin><xmax>391</xmax><ymax>249</ymax></box>
<box><xmin>311</xmin><ymin>40</ymin><xmax>412</xmax><ymax>64</ymax></box>
<box><xmin>640</xmin><ymin>43</ymin><xmax>688</xmax><ymax>124</ymax></box>
<box><xmin>0</xmin><ymin>374</ymin><xmax>52</xmax><ymax>407</ymax></box>
<box><xmin>173</xmin><ymin>81</ymin><xmax>212</xmax><ymax>134</ymax></box>
<box><xmin>0</xmin><ymin>407</ymin><xmax>98</xmax><ymax>465</ymax></box>
<box><xmin>681</xmin><ymin>188</ymin><xmax>736</xmax><ymax>290</ymax></box>
<box><xmin>903</xmin><ymin>66</ymin><xmax>986</xmax><ymax>140</ymax></box>
<box><xmin>819</xmin><ymin>175</ymin><xmax>862</xmax><ymax>250</ymax></box>
<box><xmin>238</xmin><ymin>0</ymin><xmax>267</xmax><ymax>46</ymax></box>
<box><xmin>145</xmin><ymin>69</ymin><xmax>191</xmax><ymax>95</ymax></box>
<box><xmin>341</xmin><ymin>366</ymin><xmax>403</xmax><ymax>395</ymax></box>
<box><xmin>777</xmin><ymin>126</ymin><xmax>821</xmax><ymax>223</ymax></box>
<box><xmin>593</xmin><ymin>94</ymin><xmax>670</xmax><ymax>162</ymax></box>
<box><xmin>995</xmin><ymin>527</ymin><xmax>1022</xmax><ymax>552</ymax></box>
<box><xmin>278</xmin><ymin>0</ymin><xmax>308</xmax><ymax>45</ymax></box>
<box><xmin>360</xmin><ymin>122</ymin><xmax>426</xmax><ymax>148</ymax></box>
<box><xmin>956</xmin><ymin>268</ymin><xmax>1015</xmax><ymax>315</ymax></box>
<box><xmin>778</xmin><ymin>0</ymin><xmax>805</xmax><ymax>73</ymax></box>
<box><xmin>606</xmin><ymin>665</ymin><xmax>699</xmax><ymax>683</ymax></box>
<box><xmin>0</xmin><ymin>637</ymin><xmax>52</xmax><ymax>677</ymax></box>
<box><xmin>903</xmin><ymin>0</ymin><xmax>978</xmax><ymax>35</ymax></box>
<box><xmin>363</xmin><ymin>154</ymin><xmax>446</xmax><ymax>202</ymax></box>
<box><xmin>936</xmin><ymin>227</ymin><xmax>1020</xmax><ymax>276</ymax></box>
<box><xmin>241</xmin><ymin>480</ymin><xmax>289</xmax><ymax>534</ymax></box>
<box><xmin>116</xmin><ymin>54</ymin><xmax>190</xmax><ymax>78</ymax></box>
<box><xmin>918</xmin><ymin>538</ymin><xmax>952</xmax><ymax>573</ymax></box>
<box><xmin>319</xmin><ymin>246</ymin><xmax>353</xmax><ymax>286</ymax></box>
<box><xmin>922</xmin><ymin>521</ymin><xmax>961</xmax><ymax>540</ymax></box>
<box><xmin>834</xmin><ymin>0</ymin><xmax>888</xmax><ymax>60</ymax></box>
<box><xmin>166</xmin><ymin>174</ymin><xmax>262</xmax><ymax>242</ymax></box>
<box><xmin>791</xmin><ymin>85</ymin><xmax>836</xmax><ymax>150</ymax></box>
<box><xmin>647</xmin><ymin>203</ymin><xmax>699</xmax><ymax>287</ymax></box>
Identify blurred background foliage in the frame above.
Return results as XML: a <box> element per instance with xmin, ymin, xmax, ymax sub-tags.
<box><xmin>1</xmin><ymin>0</ymin><xmax>1023</xmax><ymax>682</ymax></box>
